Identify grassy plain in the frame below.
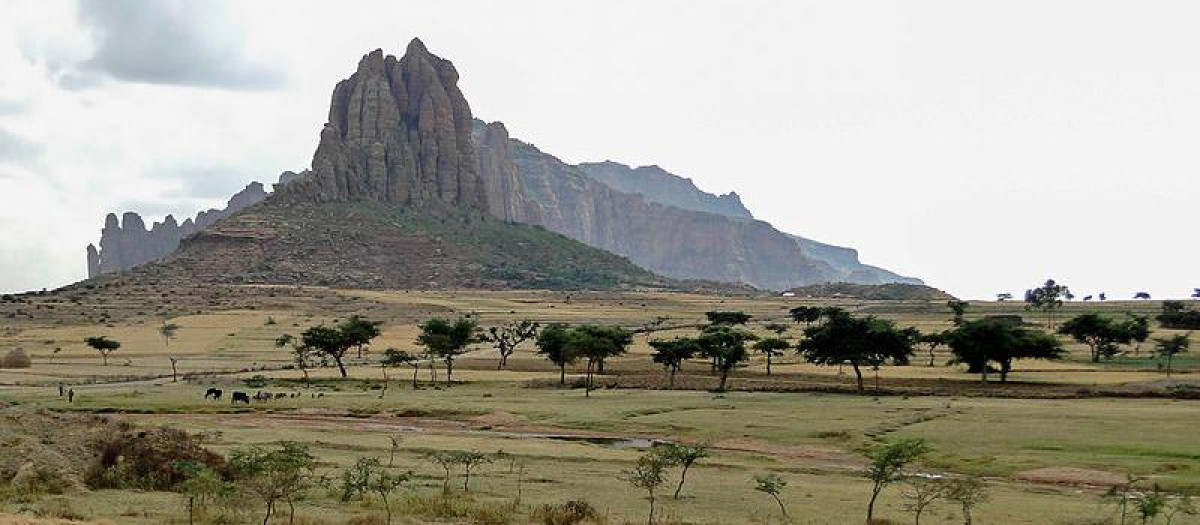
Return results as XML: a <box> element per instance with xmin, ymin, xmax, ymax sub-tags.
<box><xmin>0</xmin><ymin>285</ymin><xmax>1197</xmax><ymax>524</ymax></box>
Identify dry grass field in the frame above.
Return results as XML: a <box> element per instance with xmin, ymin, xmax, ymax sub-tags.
<box><xmin>1</xmin><ymin>284</ymin><xmax>1197</xmax><ymax>524</ymax></box>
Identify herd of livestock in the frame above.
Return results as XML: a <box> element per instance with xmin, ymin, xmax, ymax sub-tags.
<box><xmin>203</xmin><ymin>387</ymin><xmax>324</xmax><ymax>404</ymax></box>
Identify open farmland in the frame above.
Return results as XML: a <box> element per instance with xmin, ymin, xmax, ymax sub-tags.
<box><xmin>0</xmin><ymin>285</ymin><xmax>1197</xmax><ymax>524</ymax></box>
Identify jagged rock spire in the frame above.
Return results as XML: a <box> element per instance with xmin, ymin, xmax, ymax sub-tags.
<box><xmin>286</xmin><ymin>38</ymin><xmax>489</xmax><ymax>211</ymax></box>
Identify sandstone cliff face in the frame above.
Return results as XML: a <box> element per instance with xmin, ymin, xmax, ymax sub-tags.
<box><xmin>86</xmin><ymin>182</ymin><xmax>268</xmax><ymax>277</ymax></box>
<box><xmin>575</xmin><ymin>159</ymin><xmax>920</xmax><ymax>286</ymax></box>
<box><xmin>504</xmin><ymin>138</ymin><xmax>841</xmax><ymax>290</ymax></box>
<box><xmin>280</xmin><ymin>39</ymin><xmax>488</xmax><ymax>212</ymax></box>
<box><xmin>474</xmin><ymin>120</ymin><xmax>541</xmax><ymax>223</ymax></box>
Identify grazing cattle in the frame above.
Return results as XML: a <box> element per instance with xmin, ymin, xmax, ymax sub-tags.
<box><xmin>1099</xmin><ymin>293</ymin><xmax>1107</xmax><ymax>301</ymax></box>
<box><xmin>1192</xmin><ymin>288</ymin><xmax>1200</xmax><ymax>298</ymax></box>
<box><xmin>1134</xmin><ymin>292</ymin><xmax>1151</xmax><ymax>300</ymax></box>
<box><xmin>204</xmin><ymin>388</ymin><xmax>223</xmax><ymax>400</ymax></box>
<box><xmin>1083</xmin><ymin>295</ymin><xmax>1093</xmax><ymax>301</ymax></box>
<box><xmin>231</xmin><ymin>391</ymin><xmax>250</xmax><ymax>404</ymax></box>
<box><xmin>253</xmin><ymin>391</ymin><xmax>271</xmax><ymax>402</ymax></box>
<box><xmin>274</xmin><ymin>393</ymin><xmax>287</xmax><ymax>399</ymax></box>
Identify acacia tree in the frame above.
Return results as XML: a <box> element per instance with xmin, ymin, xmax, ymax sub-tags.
<box><xmin>753</xmin><ymin>473</ymin><xmax>788</xmax><ymax>519</ymax></box>
<box><xmin>753</xmin><ymin>337</ymin><xmax>790</xmax><ymax>376</ymax></box>
<box><xmin>698</xmin><ymin>324</ymin><xmax>758</xmax><ymax>391</ymax></box>
<box><xmin>946</xmin><ymin>300</ymin><xmax>970</xmax><ymax>326</ymax></box>
<box><xmin>789</xmin><ymin>305</ymin><xmax>822</xmax><ymax>326</ymax></box>
<box><xmin>797</xmin><ymin>311</ymin><xmax>916</xmax><ymax>393</ymax></box>
<box><xmin>84</xmin><ymin>336</ymin><xmax>120</xmax><ymax>366</ymax></box>
<box><xmin>229</xmin><ymin>442</ymin><xmax>316</xmax><ymax>525</ymax></box>
<box><xmin>1025</xmin><ymin>279</ymin><xmax>1070</xmax><ymax>328</ymax></box>
<box><xmin>160</xmin><ymin>323</ymin><xmax>180</xmax><ymax>380</ymax></box>
<box><xmin>381</xmin><ymin>348</ymin><xmax>421</xmax><ymax>389</ymax></box>
<box><xmin>416</xmin><ymin>317</ymin><xmax>479</xmax><ymax>385</ymax></box>
<box><xmin>902</xmin><ymin>477</ymin><xmax>947</xmax><ymax>525</ymax></box>
<box><xmin>919</xmin><ymin>331</ymin><xmax>948</xmax><ymax>367</ymax></box>
<box><xmin>1123</xmin><ymin>314</ymin><xmax>1151</xmax><ymax>355</ymax></box>
<box><xmin>621</xmin><ymin>451</ymin><xmax>671</xmax><ymax>525</ymax></box>
<box><xmin>865</xmin><ymin>439</ymin><xmax>931</xmax><ymax>522</ymax></box>
<box><xmin>175</xmin><ymin>460</ymin><xmax>231</xmax><ymax>525</ymax></box>
<box><xmin>1154</xmin><ymin>333</ymin><xmax>1190</xmax><ymax>377</ymax></box>
<box><xmin>945</xmin><ymin>476</ymin><xmax>989</xmax><ymax>525</ymax></box>
<box><xmin>301</xmin><ymin>326</ymin><xmax>353</xmax><ymax>378</ymax></box>
<box><xmin>566</xmin><ymin>325</ymin><xmax>632</xmax><ymax>397</ymax></box>
<box><xmin>649</xmin><ymin>338</ymin><xmax>698</xmax><ymax>387</ymax></box>
<box><xmin>453</xmin><ymin>450</ymin><xmax>492</xmax><ymax>492</ymax></box>
<box><xmin>764</xmin><ymin>322</ymin><xmax>790</xmax><ymax>336</ymax></box>
<box><xmin>425</xmin><ymin>452</ymin><xmax>458</xmax><ymax>494</ymax></box>
<box><xmin>948</xmin><ymin>318</ymin><xmax>1065</xmax><ymax>382</ymax></box>
<box><xmin>705</xmin><ymin>311</ymin><xmax>752</xmax><ymax>326</ymax></box>
<box><xmin>535</xmin><ymin>323</ymin><xmax>576</xmax><ymax>386</ymax></box>
<box><xmin>275</xmin><ymin>334</ymin><xmax>313</xmax><ymax>386</ymax></box>
<box><xmin>481</xmin><ymin>320</ymin><xmax>539</xmax><ymax>369</ymax></box>
<box><xmin>368</xmin><ymin>466</ymin><xmax>411</xmax><ymax>525</ymax></box>
<box><xmin>159</xmin><ymin>322</ymin><xmax>180</xmax><ymax>349</ymax></box>
<box><xmin>657</xmin><ymin>443</ymin><xmax>708</xmax><ymax>499</ymax></box>
<box><xmin>341</xmin><ymin>316</ymin><xmax>383</xmax><ymax>359</ymax></box>
<box><xmin>1058</xmin><ymin>313</ymin><xmax>1135</xmax><ymax>362</ymax></box>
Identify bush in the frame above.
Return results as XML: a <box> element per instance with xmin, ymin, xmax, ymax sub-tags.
<box><xmin>88</xmin><ymin>425</ymin><xmax>228</xmax><ymax>490</ymax></box>
<box><xmin>531</xmin><ymin>499</ymin><xmax>600</xmax><ymax>525</ymax></box>
<box><xmin>243</xmin><ymin>374</ymin><xmax>269</xmax><ymax>388</ymax></box>
<box><xmin>1</xmin><ymin>349</ymin><xmax>31</xmax><ymax>368</ymax></box>
<box><xmin>1159</xmin><ymin>301</ymin><xmax>1200</xmax><ymax>329</ymax></box>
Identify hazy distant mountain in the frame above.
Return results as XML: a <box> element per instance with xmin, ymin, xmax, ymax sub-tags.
<box><xmin>574</xmin><ymin>159</ymin><xmax>919</xmax><ymax>286</ymax></box>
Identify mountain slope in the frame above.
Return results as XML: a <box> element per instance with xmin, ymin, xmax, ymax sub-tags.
<box><xmin>140</xmin><ymin>199</ymin><xmax>659</xmax><ymax>290</ymax></box>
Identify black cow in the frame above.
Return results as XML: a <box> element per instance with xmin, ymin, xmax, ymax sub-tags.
<box><xmin>231</xmin><ymin>391</ymin><xmax>250</xmax><ymax>405</ymax></box>
<box><xmin>204</xmin><ymin>388</ymin><xmax>223</xmax><ymax>400</ymax></box>
<box><xmin>274</xmin><ymin>392</ymin><xmax>287</xmax><ymax>399</ymax></box>
<box><xmin>1134</xmin><ymin>292</ymin><xmax>1151</xmax><ymax>300</ymax></box>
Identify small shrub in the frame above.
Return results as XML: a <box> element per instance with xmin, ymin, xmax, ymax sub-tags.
<box><xmin>1</xmin><ymin>349</ymin><xmax>32</xmax><ymax>368</ymax></box>
<box><xmin>243</xmin><ymin>374</ymin><xmax>269</xmax><ymax>388</ymax></box>
<box><xmin>531</xmin><ymin>499</ymin><xmax>600</xmax><ymax>525</ymax></box>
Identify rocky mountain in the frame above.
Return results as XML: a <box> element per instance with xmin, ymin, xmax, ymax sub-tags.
<box><xmin>119</xmin><ymin>40</ymin><xmax>661</xmax><ymax>291</ymax></box>
<box><xmin>86</xmin><ymin>38</ymin><xmax>919</xmax><ymax>292</ymax></box>
<box><xmin>86</xmin><ymin>181</ymin><xmax>268</xmax><ymax>278</ymax></box>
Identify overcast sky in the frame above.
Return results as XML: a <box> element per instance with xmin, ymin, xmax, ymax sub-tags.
<box><xmin>1</xmin><ymin>0</ymin><xmax>1197</xmax><ymax>300</ymax></box>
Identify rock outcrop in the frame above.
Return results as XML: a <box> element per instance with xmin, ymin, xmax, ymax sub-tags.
<box><xmin>474</xmin><ymin>121</ymin><xmax>541</xmax><ymax>223</ymax></box>
<box><xmin>279</xmin><ymin>39</ymin><xmax>488</xmax><ymax>212</ymax></box>
<box><xmin>116</xmin><ymin>40</ymin><xmax>663</xmax><ymax>292</ymax></box>
<box><xmin>86</xmin><ymin>182</ymin><xmax>268</xmax><ymax>277</ymax></box>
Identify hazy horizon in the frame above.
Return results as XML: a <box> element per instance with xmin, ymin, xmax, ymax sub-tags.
<box><xmin>1</xmin><ymin>1</ymin><xmax>1197</xmax><ymax>299</ymax></box>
